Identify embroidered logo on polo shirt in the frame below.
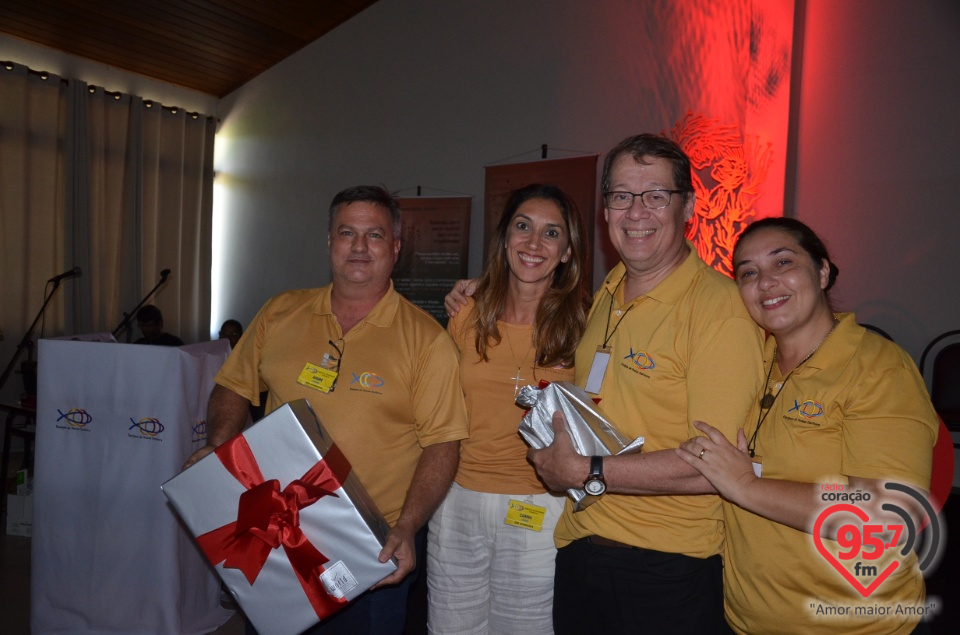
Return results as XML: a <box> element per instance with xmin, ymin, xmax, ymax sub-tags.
<box><xmin>620</xmin><ymin>347</ymin><xmax>655</xmax><ymax>378</ymax></box>
<box><xmin>787</xmin><ymin>399</ymin><xmax>825</xmax><ymax>420</ymax></box>
<box><xmin>623</xmin><ymin>348</ymin><xmax>655</xmax><ymax>370</ymax></box>
<box><xmin>350</xmin><ymin>371</ymin><xmax>385</xmax><ymax>394</ymax></box>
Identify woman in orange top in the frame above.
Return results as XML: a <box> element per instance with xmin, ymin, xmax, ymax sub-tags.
<box><xmin>427</xmin><ymin>184</ymin><xmax>589</xmax><ymax>634</ymax></box>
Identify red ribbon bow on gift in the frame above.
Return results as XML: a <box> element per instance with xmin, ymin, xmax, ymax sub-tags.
<box><xmin>196</xmin><ymin>434</ymin><xmax>352</xmax><ymax>619</ymax></box>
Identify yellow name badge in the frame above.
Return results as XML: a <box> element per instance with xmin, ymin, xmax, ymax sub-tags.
<box><xmin>297</xmin><ymin>362</ymin><xmax>338</xmax><ymax>393</ymax></box>
<box><xmin>504</xmin><ymin>499</ymin><xmax>547</xmax><ymax>532</ymax></box>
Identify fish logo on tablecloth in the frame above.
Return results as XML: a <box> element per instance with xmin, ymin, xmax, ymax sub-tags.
<box><xmin>129</xmin><ymin>416</ymin><xmax>165</xmax><ymax>441</ymax></box>
<box><xmin>56</xmin><ymin>408</ymin><xmax>92</xmax><ymax>431</ymax></box>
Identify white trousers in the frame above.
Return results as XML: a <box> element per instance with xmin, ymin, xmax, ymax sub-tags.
<box><xmin>427</xmin><ymin>483</ymin><xmax>565</xmax><ymax>635</ymax></box>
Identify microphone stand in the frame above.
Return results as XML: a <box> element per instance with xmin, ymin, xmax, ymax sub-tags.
<box><xmin>0</xmin><ymin>279</ymin><xmax>65</xmax><ymax>395</ymax></box>
<box><xmin>112</xmin><ymin>271</ymin><xmax>171</xmax><ymax>343</ymax></box>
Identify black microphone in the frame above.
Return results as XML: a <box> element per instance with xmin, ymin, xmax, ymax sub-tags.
<box><xmin>160</xmin><ymin>269</ymin><xmax>172</xmax><ymax>281</ymax></box>
<box><xmin>48</xmin><ymin>267</ymin><xmax>81</xmax><ymax>283</ymax></box>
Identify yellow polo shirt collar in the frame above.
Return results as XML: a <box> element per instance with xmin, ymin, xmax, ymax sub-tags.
<box><xmin>601</xmin><ymin>241</ymin><xmax>701</xmax><ymax>307</ymax></box>
<box><xmin>767</xmin><ymin>312</ymin><xmax>860</xmax><ymax>374</ymax></box>
<box><xmin>311</xmin><ymin>281</ymin><xmax>401</xmax><ymax>329</ymax></box>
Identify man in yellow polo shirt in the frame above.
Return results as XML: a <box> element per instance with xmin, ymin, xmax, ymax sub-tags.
<box><xmin>528</xmin><ymin>135</ymin><xmax>764</xmax><ymax>634</ymax></box>
<box><xmin>185</xmin><ymin>185</ymin><xmax>468</xmax><ymax>635</ymax></box>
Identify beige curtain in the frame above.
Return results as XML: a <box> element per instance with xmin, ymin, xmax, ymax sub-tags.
<box><xmin>0</xmin><ymin>65</ymin><xmax>67</xmax><ymax>400</ymax></box>
<box><xmin>0</xmin><ymin>61</ymin><xmax>215</xmax><ymax>399</ymax></box>
<box><xmin>138</xmin><ymin>101</ymin><xmax>215</xmax><ymax>345</ymax></box>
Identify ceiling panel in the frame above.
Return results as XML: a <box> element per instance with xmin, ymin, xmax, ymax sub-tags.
<box><xmin>0</xmin><ymin>0</ymin><xmax>380</xmax><ymax>97</ymax></box>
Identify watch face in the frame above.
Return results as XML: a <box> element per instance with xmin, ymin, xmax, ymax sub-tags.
<box><xmin>584</xmin><ymin>478</ymin><xmax>606</xmax><ymax>496</ymax></box>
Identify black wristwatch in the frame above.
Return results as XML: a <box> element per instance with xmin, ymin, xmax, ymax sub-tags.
<box><xmin>583</xmin><ymin>455</ymin><xmax>606</xmax><ymax>496</ymax></box>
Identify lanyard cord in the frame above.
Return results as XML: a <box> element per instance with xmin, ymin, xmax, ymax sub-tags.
<box><xmin>603</xmin><ymin>274</ymin><xmax>634</xmax><ymax>348</ymax></box>
<box><xmin>748</xmin><ymin>351</ymin><xmax>788</xmax><ymax>458</ymax></box>
<box><xmin>747</xmin><ymin>317</ymin><xmax>839</xmax><ymax>457</ymax></box>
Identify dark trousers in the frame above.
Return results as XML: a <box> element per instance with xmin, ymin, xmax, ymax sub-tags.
<box><xmin>553</xmin><ymin>537</ymin><xmax>730</xmax><ymax>635</ymax></box>
<box><xmin>245</xmin><ymin>528</ymin><xmax>426</xmax><ymax>635</ymax></box>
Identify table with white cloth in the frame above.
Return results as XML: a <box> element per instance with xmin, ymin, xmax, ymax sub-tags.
<box><xmin>31</xmin><ymin>338</ymin><xmax>235</xmax><ymax>634</ymax></box>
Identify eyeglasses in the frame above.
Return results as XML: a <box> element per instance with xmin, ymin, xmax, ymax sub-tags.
<box><xmin>603</xmin><ymin>189</ymin><xmax>686</xmax><ymax>210</ymax></box>
<box><xmin>325</xmin><ymin>339</ymin><xmax>344</xmax><ymax>392</ymax></box>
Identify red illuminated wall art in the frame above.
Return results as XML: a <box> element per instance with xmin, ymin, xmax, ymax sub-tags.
<box><xmin>672</xmin><ymin>112</ymin><xmax>774</xmax><ymax>277</ymax></box>
<box><xmin>644</xmin><ymin>0</ymin><xmax>795</xmax><ymax>277</ymax></box>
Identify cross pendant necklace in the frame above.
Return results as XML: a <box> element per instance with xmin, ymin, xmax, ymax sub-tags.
<box><xmin>510</xmin><ymin>367</ymin><xmax>526</xmax><ymax>396</ymax></box>
<box><xmin>504</xmin><ymin>327</ymin><xmax>534</xmax><ymax>397</ymax></box>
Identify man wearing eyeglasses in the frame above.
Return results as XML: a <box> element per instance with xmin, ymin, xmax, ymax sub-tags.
<box><xmin>185</xmin><ymin>185</ymin><xmax>468</xmax><ymax>635</ymax></box>
<box><xmin>526</xmin><ymin>134</ymin><xmax>763</xmax><ymax>634</ymax></box>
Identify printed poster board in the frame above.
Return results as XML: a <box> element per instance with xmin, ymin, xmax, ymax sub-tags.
<box><xmin>393</xmin><ymin>196</ymin><xmax>472</xmax><ymax>323</ymax></box>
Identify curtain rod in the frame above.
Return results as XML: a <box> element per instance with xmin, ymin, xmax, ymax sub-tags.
<box><xmin>2</xmin><ymin>60</ymin><xmax>67</xmax><ymax>84</ymax></box>
<box><xmin>2</xmin><ymin>59</ymin><xmax>215</xmax><ymax>122</ymax></box>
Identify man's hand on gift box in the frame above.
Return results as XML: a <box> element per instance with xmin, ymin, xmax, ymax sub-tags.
<box><xmin>182</xmin><ymin>445</ymin><xmax>216</xmax><ymax>470</ymax></box>
<box><xmin>527</xmin><ymin>411</ymin><xmax>590</xmax><ymax>491</ymax></box>
<box><xmin>371</xmin><ymin>440</ymin><xmax>460</xmax><ymax>588</ymax></box>
<box><xmin>372</xmin><ymin>523</ymin><xmax>417</xmax><ymax>589</ymax></box>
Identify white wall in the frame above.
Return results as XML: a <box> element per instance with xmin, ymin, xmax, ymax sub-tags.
<box><xmin>214</xmin><ymin>0</ymin><xmax>959</xmax><ymax>362</ymax></box>
<box><xmin>794</xmin><ymin>0</ymin><xmax>960</xmax><ymax>363</ymax></box>
<box><xmin>212</xmin><ymin>0</ymin><xmax>738</xmax><ymax>331</ymax></box>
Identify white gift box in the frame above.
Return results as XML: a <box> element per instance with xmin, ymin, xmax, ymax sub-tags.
<box><xmin>517</xmin><ymin>381</ymin><xmax>644</xmax><ymax>511</ymax></box>
<box><xmin>162</xmin><ymin>399</ymin><xmax>397</xmax><ymax>635</ymax></box>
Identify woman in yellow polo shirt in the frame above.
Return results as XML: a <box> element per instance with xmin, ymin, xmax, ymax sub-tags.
<box><xmin>427</xmin><ymin>183</ymin><xmax>590</xmax><ymax>634</ymax></box>
<box><xmin>678</xmin><ymin>217</ymin><xmax>938</xmax><ymax>635</ymax></box>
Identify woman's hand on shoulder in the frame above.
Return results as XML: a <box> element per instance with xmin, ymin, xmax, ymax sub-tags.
<box><xmin>445</xmin><ymin>279</ymin><xmax>477</xmax><ymax>317</ymax></box>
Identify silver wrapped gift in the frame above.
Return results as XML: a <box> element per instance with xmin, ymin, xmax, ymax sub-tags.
<box><xmin>162</xmin><ymin>399</ymin><xmax>397</xmax><ymax>635</ymax></box>
<box><xmin>517</xmin><ymin>381</ymin><xmax>644</xmax><ymax>511</ymax></box>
